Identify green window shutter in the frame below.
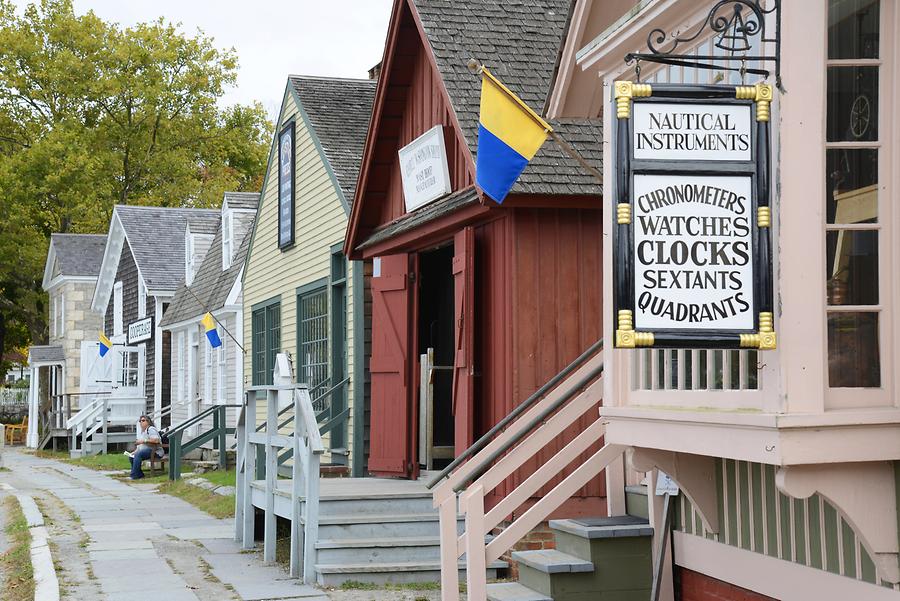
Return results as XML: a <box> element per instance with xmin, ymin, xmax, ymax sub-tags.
<box><xmin>252</xmin><ymin>308</ymin><xmax>266</xmax><ymax>386</ymax></box>
<box><xmin>265</xmin><ymin>303</ymin><xmax>281</xmax><ymax>385</ymax></box>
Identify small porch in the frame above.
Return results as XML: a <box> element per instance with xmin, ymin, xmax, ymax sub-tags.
<box><xmin>235</xmin><ymin>363</ymin><xmax>505</xmax><ymax>587</ymax></box>
<box><xmin>25</xmin><ymin>345</ymin><xmax>65</xmax><ymax>448</ymax></box>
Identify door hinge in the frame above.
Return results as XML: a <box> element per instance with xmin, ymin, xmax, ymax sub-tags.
<box><xmin>409</xmin><ymin>272</ymin><xmax>417</xmax><ymax>282</ymax></box>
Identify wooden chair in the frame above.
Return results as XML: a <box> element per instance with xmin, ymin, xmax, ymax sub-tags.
<box><xmin>5</xmin><ymin>417</ymin><xmax>27</xmax><ymax>445</ymax></box>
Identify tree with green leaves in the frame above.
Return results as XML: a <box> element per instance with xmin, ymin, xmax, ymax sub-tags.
<box><xmin>0</xmin><ymin>0</ymin><xmax>271</xmax><ymax>377</ymax></box>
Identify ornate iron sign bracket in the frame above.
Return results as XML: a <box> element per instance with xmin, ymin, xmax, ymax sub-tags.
<box><xmin>625</xmin><ymin>0</ymin><xmax>782</xmax><ymax>91</ymax></box>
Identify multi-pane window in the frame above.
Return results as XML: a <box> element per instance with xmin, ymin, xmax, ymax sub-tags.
<box><xmin>298</xmin><ymin>287</ymin><xmax>328</xmax><ymax>403</ymax></box>
<box><xmin>138</xmin><ymin>279</ymin><xmax>146</xmax><ymax>318</ymax></box>
<box><xmin>113</xmin><ymin>281</ymin><xmax>123</xmax><ymax>337</ymax></box>
<box><xmin>176</xmin><ymin>331</ymin><xmax>185</xmax><ymax>402</ymax></box>
<box><xmin>222</xmin><ymin>211</ymin><xmax>233</xmax><ymax>270</ymax></box>
<box><xmin>252</xmin><ymin>299</ymin><xmax>280</xmax><ymax>386</ymax></box>
<box><xmin>825</xmin><ymin>0</ymin><xmax>883</xmax><ymax>388</ymax></box>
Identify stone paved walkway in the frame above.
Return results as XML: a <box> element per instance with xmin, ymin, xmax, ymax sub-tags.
<box><xmin>0</xmin><ymin>448</ymin><xmax>329</xmax><ymax>601</ymax></box>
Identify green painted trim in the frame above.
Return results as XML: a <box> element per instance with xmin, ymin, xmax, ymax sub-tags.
<box><xmin>861</xmin><ymin>545</ymin><xmax>877</xmax><ymax>583</ymax></box>
<box><xmin>242</xmin><ymin>84</ymin><xmax>291</xmax><ymax>288</ymax></box>
<box><xmin>725</xmin><ymin>460</ymin><xmax>738</xmax><ymax>545</ymax></box>
<box><xmin>824</xmin><ymin>501</ymin><xmax>840</xmax><ymax>574</ymax></box>
<box><xmin>738</xmin><ymin>461</ymin><xmax>751</xmax><ymax>549</ymax></box>
<box><xmin>715</xmin><ymin>458</ymin><xmax>724</xmax><ymax>541</ymax></box>
<box><xmin>793</xmin><ymin>498</ymin><xmax>807</xmax><ymax>565</ymax></box>
<box><xmin>779</xmin><ymin>491</ymin><xmax>792</xmax><ymax>562</ymax></box>
<box><xmin>350</xmin><ymin>259</ymin><xmax>366</xmax><ymax>477</ymax></box>
<box><xmin>286</xmin><ymin>82</ymin><xmax>352</xmax><ymax>216</ymax></box>
<box><xmin>683</xmin><ymin>495</ymin><xmax>694</xmax><ymax>536</ymax></box>
<box><xmin>251</xmin><ymin>294</ymin><xmax>282</xmax><ymax>312</ymax></box>
<box><xmin>842</xmin><ymin>519</ymin><xmax>857</xmax><ymax>579</ymax></box>
<box><xmin>764</xmin><ymin>464</ymin><xmax>778</xmax><ymax>557</ymax></box>
<box><xmin>295</xmin><ymin>277</ymin><xmax>328</xmax><ymax>297</ymax></box>
<box><xmin>750</xmin><ymin>462</ymin><xmax>764</xmax><ymax>552</ymax></box>
<box><xmin>808</xmin><ymin>495</ymin><xmax>823</xmax><ymax>570</ymax></box>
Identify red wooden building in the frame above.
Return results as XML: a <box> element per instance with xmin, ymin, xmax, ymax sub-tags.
<box><xmin>345</xmin><ymin>0</ymin><xmax>606</xmax><ymax>514</ymax></box>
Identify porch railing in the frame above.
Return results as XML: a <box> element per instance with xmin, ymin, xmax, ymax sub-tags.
<box><xmin>428</xmin><ymin>339</ymin><xmax>627</xmax><ymax>600</ymax></box>
<box><xmin>66</xmin><ymin>396</ymin><xmax>108</xmax><ymax>456</ymax></box>
<box><xmin>167</xmin><ymin>404</ymin><xmax>239</xmax><ymax>480</ymax></box>
<box><xmin>236</xmin><ymin>382</ymin><xmax>323</xmax><ymax>583</ymax></box>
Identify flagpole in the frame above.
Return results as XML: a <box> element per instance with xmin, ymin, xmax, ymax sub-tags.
<box><xmin>468</xmin><ymin>59</ymin><xmax>604</xmax><ymax>187</ymax></box>
<box><xmin>182</xmin><ymin>285</ymin><xmax>246</xmax><ymax>353</ymax></box>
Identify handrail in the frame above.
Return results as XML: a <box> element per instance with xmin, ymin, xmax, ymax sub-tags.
<box><xmin>168</xmin><ymin>403</ymin><xmax>241</xmax><ymax>436</ymax></box>
<box><xmin>51</xmin><ymin>391</ymin><xmax>111</xmax><ymax>398</ymax></box>
<box><xmin>238</xmin><ymin>370</ymin><xmax>324</xmax><ymax>582</ymax></box>
<box><xmin>433</xmin><ymin>340</ymin><xmax>617</xmax><ymax>601</ymax></box>
<box><xmin>252</xmin><ymin>377</ymin><xmax>350</xmax><ymax>434</ymax></box>
<box><xmin>426</xmin><ymin>338</ymin><xmax>603</xmax><ymax>490</ymax></box>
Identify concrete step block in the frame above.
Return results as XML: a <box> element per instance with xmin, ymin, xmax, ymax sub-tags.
<box><xmin>511</xmin><ymin>549</ymin><xmax>594</xmax><ymax>574</ymax></box>
<box><xmin>486</xmin><ymin>582</ymin><xmax>553</xmax><ymax>601</ymax></box>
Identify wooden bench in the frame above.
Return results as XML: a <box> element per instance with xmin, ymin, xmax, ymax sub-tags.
<box><xmin>4</xmin><ymin>418</ymin><xmax>27</xmax><ymax>445</ymax></box>
<box><xmin>140</xmin><ymin>443</ymin><xmax>169</xmax><ymax>473</ymax></box>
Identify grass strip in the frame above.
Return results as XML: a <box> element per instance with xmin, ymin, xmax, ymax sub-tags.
<box><xmin>1</xmin><ymin>496</ymin><xmax>35</xmax><ymax>601</ymax></box>
<box><xmin>156</xmin><ymin>480</ymin><xmax>235</xmax><ymax>519</ymax></box>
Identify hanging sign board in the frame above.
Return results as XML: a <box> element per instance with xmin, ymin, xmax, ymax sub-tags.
<box><xmin>613</xmin><ymin>82</ymin><xmax>776</xmax><ymax>350</ymax></box>
<box><xmin>399</xmin><ymin>125</ymin><xmax>452</xmax><ymax>213</ymax></box>
<box><xmin>127</xmin><ymin>316</ymin><xmax>153</xmax><ymax>344</ymax></box>
<box><xmin>278</xmin><ymin>121</ymin><xmax>295</xmax><ymax>249</ymax></box>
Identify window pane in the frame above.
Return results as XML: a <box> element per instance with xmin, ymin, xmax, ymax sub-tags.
<box><xmin>828</xmin><ymin>0</ymin><xmax>880</xmax><ymax>59</ymax></box>
<box><xmin>827</xmin><ymin>67</ymin><xmax>878</xmax><ymax>142</ymax></box>
<box><xmin>826</xmin><ymin>230</ymin><xmax>878</xmax><ymax>305</ymax></box>
<box><xmin>826</xmin><ymin>149</ymin><xmax>878</xmax><ymax>224</ymax></box>
<box><xmin>827</xmin><ymin>312</ymin><xmax>880</xmax><ymax>387</ymax></box>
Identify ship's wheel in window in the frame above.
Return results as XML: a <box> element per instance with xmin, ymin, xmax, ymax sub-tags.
<box><xmin>850</xmin><ymin>94</ymin><xmax>871</xmax><ymax>139</ymax></box>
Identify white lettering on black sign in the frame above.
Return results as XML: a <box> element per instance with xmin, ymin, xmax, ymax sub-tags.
<box><xmin>633</xmin><ymin>174</ymin><xmax>754</xmax><ymax>331</ymax></box>
<box><xmin>633</xmin><ymin>103</ymin><xmax>752</xmax><ymax>162</ymax></box>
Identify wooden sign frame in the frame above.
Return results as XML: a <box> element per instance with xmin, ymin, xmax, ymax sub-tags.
<box><xmin>613</xmin><ymin>81</ymin><xmax>776</xmax><ymax>350</ymax></box>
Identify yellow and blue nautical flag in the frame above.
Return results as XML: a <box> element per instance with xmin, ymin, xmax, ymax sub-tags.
<box><xmin>476</xmin><ymin>68</ymin><xmax>552</xmax><ymax>203</ymax></box>
<box><xmin>98</xmin><ymin>332</ymin><xmax>111</xmax><ymax>357</ymax></box>
<box><xmin>201</xmin><ymin>312</ymin><xmax>222</xmax><ymax>348</ymax></box>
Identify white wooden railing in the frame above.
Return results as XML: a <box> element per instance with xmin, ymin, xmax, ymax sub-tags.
<box><xmin>65</xmin><ymin>394</ymin><xmax>144</xmax><ymax>456</ymax></box>
<box><xmin>430</xmin><ymin>346</ymin><xmax>625</xmax><ymax>600</ymax></box>
<box><xmin>236</xmin><ymin>377</ymin><xmax>323</xmax><ymax>583</ymax></box>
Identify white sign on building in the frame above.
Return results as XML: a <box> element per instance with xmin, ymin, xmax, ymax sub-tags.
<box><xmin>633</xmin><ymin>103</ymin><xmax>752</xmax><ymax>162</ymax></box>
<box><xmin>399</xmin><ymin>125</ymin><xmax>452</xmax><ymax>213</ymax></box>
<box><xmin>633</xmin><ymin>174</ymin><xmax>755</xmax><ymax>331</ymax></box>
<box><xmin>127</xmin><ymin>316</ymin><xmax>153</xmax><ymax>344</ymax></box>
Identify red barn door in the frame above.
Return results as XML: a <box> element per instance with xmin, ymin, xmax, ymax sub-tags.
<box><xmin>369</xmin><ymin>254</ymin><xmax>413</xmax><ymax>477</ymax></box>
<box><xmin>452</xmin><ymin>228</ymin><xmax>475</xmax><ymax>455</ymax></box>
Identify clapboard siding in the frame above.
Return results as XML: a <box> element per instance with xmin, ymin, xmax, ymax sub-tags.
<box><xmin>243</xmin><ymin>85</ymin><xmax>362</xmax><ymax>471</ymax></box>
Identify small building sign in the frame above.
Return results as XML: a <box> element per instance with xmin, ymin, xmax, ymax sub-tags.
<box><xmin>398</xmin><ymin>125</ymin><xmax>452</xmax><ymax>213</ymax></box>
<box><xmin>613</xmin><ymin>81</ymin><xmax>776</xmax><ymax>350</ymax></box>
<box><xmin>278</xmin><ymin>121</ymin><xmax>295</xmax><ymax>249</ymax></box>
<box><xmin>127</xmin><ymin>316</ymin><xmax>153</xmax><ymax>344</ymax></box>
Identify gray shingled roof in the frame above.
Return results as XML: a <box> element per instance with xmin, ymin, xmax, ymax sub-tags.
<box><xmin>159</xmin><ymin>219</ymin><xmax>254</xmax><ymax>327</ymax></box>
<box><xmin>358</xmin><ymin>187</ymin><xmax>480</xmax><ymax>251</ymax></box>
<box><xmin>50</xmin><ymin>234</ymin><xmax>107</xmax><ymax>277</ymax></box>
<box><xmin>28</xmin><ymin>345</ymin><xmax>64</xmax><ymax>364</ymax></box>
<box><xmin>290</xmin><ymin>76</ymin><xmax>376</xmax><ymax>205</ymax></box>
<box><xmin>223</xmin><ymin>191</ymin><xmax>260</xmax><ymax>211</ymax></box>
<box><xmin>115</xmin><ymin>206</ymin><xmax>220</xmax><ymax>293</ymax></box>
<box><xmin>414</xmin><ymin>0</ymin><xmax>602</xmax><ymax>196</ymax></box>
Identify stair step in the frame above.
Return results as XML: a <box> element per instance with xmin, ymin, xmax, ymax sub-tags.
<box><xmin>549</xmin><ymin>515</ymin><xmax>653</xmax><ymax>539</ymax></box>
<box><xmin>486</xmin><ymin>582</ymin><xmax>552</xmax><ymax>601</ymax></box>
<box><xmin>316</xmin><ymin>536</ymin><xmax>439</xmax><ymax>549</ymax></box>
<box><xmin>313</xmin><ymin>512</ymin><xmax>459</xmax><ymax>525</ymax></box>
<box><xmin>511</xmin><ymin>549</ymin><xmax>594</xmax><ymax>574</ymax></box>
<box><xmin>315</xmin><ymin>559</ymin><xmax>507</xmax><ymax>586</ymax></box>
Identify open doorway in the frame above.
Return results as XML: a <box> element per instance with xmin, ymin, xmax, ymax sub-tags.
<box><xmin>417</xmin><ymin>244</ymin><xmax>455</xmax><ymax>470</ymax></box>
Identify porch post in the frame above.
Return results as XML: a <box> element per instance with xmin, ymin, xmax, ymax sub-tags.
<box><xmin>26</xmin><ymin>366</ymin><xmax>39</xmax><ymax>448</ymax></box>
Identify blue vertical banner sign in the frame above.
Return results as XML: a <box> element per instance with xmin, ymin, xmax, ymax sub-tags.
<box><xmin>278</xmin><ymin>120</ymin><xmax>295</xmax><ymax>249</ymax></box>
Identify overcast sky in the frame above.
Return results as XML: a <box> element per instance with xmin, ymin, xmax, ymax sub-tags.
<box><xmin>14</xmin><ymin>0</ymin><xmax>394</xmax><ymax>119</ymax></box>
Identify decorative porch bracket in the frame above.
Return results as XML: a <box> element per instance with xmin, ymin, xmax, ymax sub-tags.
<box><xmin>776</xmin><ymin>463</ymin><xmax>900</xmax><ymax>583</ymax></box>
<box><xmin>629</xmin><ymin>447</ymin><xmax>720</xmax><ymax>534</ymax></box>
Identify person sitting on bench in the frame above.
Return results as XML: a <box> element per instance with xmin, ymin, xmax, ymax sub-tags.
<box><xmin>127</xmin><ymin>415</ymin><xmax>163</xmax><ymax>480</ymax></box>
